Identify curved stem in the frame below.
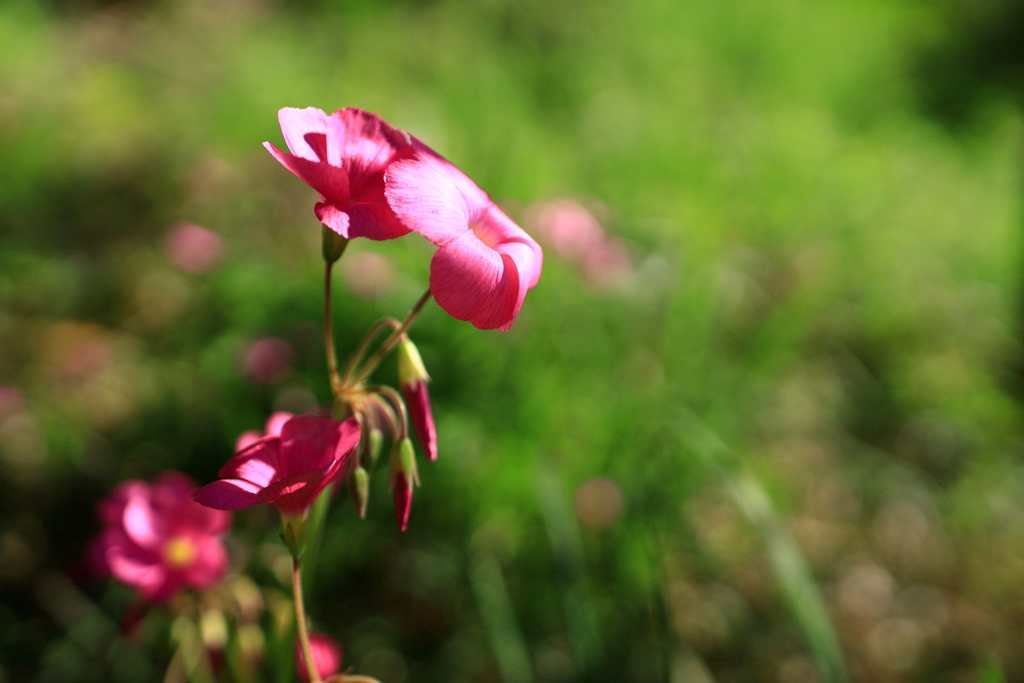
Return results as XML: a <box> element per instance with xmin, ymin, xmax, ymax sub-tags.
<box><xmin>369</xmin><ymin>385</ymin><xmax>409</xmax><ymax>439</ymax></box>
<box><xmin>342</xmin><ymin>318</ymin><xmax>402</xmax><ymax>384</ymax></box>
<box><xmin>324</xmin><ymin>261</ymin><xmax>342</xmax><ymax>400</ymax></box>
<box><xmin>293</xmin><ymin>557</ymin><xmax>322</xmax><ymax>683</ymax></box>
<box><xmin>349</xmin><ymin>289</ymin><xmax>432</xmax><ymax>386</ymax></box>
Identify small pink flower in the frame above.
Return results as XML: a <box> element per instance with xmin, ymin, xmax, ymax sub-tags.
<box><xmin>295</xmin><ymin>633</ymin><xmax>342</xmax><ymax>683</ymax></box>
<box><xmin>385</xmin><ymin>141</ymin><xmax>543</xmax><ymax>331</ymax></box>
<box><xmin>193</xmin><ymin>416</ymin><xmax>360</xmax><ymax>517</ymax></box>
<box><xmin>92</xmin><ymin>472</ymin><xmax>231</xmax><ymax>602</ymax></box>
<box><xmin>241</xmin><ymin>337</ymin><xmax>295</xmax><ymax>385</ymax></box>
<box><xmin>165</xmin><ymin>223</ymin><xmax>225</xmax><ymax>275</ymax></box>
<box><xmin>264</xmin><ymin>107</ymin><xmax>414</xmax><ymax>240</ymax></box>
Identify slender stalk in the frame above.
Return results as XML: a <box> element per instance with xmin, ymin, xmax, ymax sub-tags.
<box><xmin>324</xmin><ymin>261</ymin><xmax>342</xmax><ymax>399</ymax></box>
<box><xmin>369</xmin><ymin>385</ymin><xmax>409</xmax><ymax>439</ymax></box>
<box><xmin>293</xmin><ymin>557</ymin><xmax>322</xmax><ymax>683</ymax></box>
<box><xmin>342</xmin><ymin>318</ymin><xmax>402</xmax><ymax>384</ymax></box>
<box><xmin>349</xmin><ymin>289</ymin><xmax>432</xmax><ymax>386</ymax></box>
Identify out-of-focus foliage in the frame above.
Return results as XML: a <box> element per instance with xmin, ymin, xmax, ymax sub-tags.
<box><xmin>2</xmin><ymin>0</ymin><xmax>1024</xmax><ymax>681</ymax></box>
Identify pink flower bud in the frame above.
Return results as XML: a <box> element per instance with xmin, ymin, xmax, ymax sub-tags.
<box><xmin>389</xmin><ymin>438</ymin><xmax>418</xmax><ymax>532</ymax></box>
<box><xmin>397</xmin><ymin>339</ymin><xmax>437</xmax><ymax>462</ymax></box>
<box><xmin>295</xmin><ymin>632</ymin><xmax>342</xmax><ymax>683</ymax></box>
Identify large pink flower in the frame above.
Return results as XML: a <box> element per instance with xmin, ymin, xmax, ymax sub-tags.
<box><xmin>264</xmin><ymin>107</ymin><xmax>414</xmax><ymax>240</ymax></box>
<box><xmin>193</xmin><ymin>415</ymin><xmax>360</xmax><ymax>517</ymax></box>
<box><xmin>385</xmin><ymin>141</ymin><xmax>543</xmax><ymax>331</ymax></box>
<box><xmin>92</xmin><ymin>472</ymin><xmax>231</xmax><ymax>602</ymax></box>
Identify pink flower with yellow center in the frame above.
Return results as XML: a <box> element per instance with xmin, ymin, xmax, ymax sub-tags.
<box><xmin>91</xmin><ymin>472</ymin><xmax>231</xmax><ymax>602</ymax></box>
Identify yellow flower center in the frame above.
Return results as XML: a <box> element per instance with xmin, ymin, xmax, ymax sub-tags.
<box><xmin>163</xmin><ymin>536</ymin><xmax>197</xmax><ymax>570</ymax></box>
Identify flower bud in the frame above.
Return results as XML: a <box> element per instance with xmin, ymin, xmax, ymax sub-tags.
<box><xmin>295</xmin><ymin>632</ymin><xmax>342</xmax><ymax>683</ymax></box>
<box><xmin>367</xmin><ymin>427</ymin><xmax>384</xmax><ymax>466</ymax></box>
<box><xmin>396</xmin><ymin>337</ymin><xmax>430</xmax><ymax>386</ymax></box>
<box><xmin>397</xmin><ymin>339</ymin><xmax>437</xmax><ymax>462</ymax></box>
<box><xmin>389</xmin><ymin>438</ymin><xmax>418</xmax><ymax>532</ymax></box>
<box><xmin>348</xmin><ymin>466</ymin><xmax>370</xmax><ymax>518</ymax></box>
<box><xmin>322</xmin><ymin>225</ymin><xmax>350</xmax><ymax>263</ymax></box>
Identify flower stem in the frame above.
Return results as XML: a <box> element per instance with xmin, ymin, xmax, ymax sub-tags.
<box><xmin>293</xmin><ymin>556</ymin><xmax>322</xmax><ymax>683</ymax></box>
<box><xmin>325</xmin><ymin>261</ymin><xmax>343</xmax><ymax>400</ymax></box>
<box><xmin>349</xmin><ymin>289</ymin><xmax>432</xmax><ymax>386</ymax></box>
<box><xmin>368</xmin><ymin>385</ymin><xmax>409</xmax><ymax>439</ymax></box>
<box><xmin>342</xmin><ymin>318</ymin><xmax>402</xmax><ymax>384</ymax></box>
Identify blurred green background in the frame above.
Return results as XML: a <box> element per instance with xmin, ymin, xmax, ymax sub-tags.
<box><xmin>3</xmin><ymin>0</ymin><xmax>1024</xmax><ymax>681</ymax></box>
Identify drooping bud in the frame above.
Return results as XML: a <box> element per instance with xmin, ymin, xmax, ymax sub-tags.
<box><xmin>348</xmin><ymin>466</ymin><xmax>369</xmax><ymax>518</ymax></box>
<box><xmin>389</xmin><ymin>438</ymin><xmax>418</xmax><ymax>532</ymax></box>
<box><xmin>396</xmin><ymin>338</ymin><xmax>437</xmax><ymax>462</ymax></box>
<box><xmin>322</xmin><ymin>224</ymin><xmax>350</xmax><ymax>263</ymax></box>
<box><xmin>295</xmin><ymin>632</ymin><xmax>342</xmax><ymax>683</ymax></box>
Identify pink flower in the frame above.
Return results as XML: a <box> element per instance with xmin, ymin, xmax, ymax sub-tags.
<box><xmin>241</xmin><ymin>337</ymin><xmax>295</xmax><ymax>385</ymax></box>
<box><xmin>264</xmin><ymin>107</ymin><xmax>414</xmax><ymax>240</ymax></box>
<box><xmin>385</xmin><ymin>141</ymin><xmax>543</xmax><ymax>331</ymax></box>
<box><xmin>193</xmin><ymin>415</ymin><xmax>360</xmax><ymax>517</ymax></box>
<box><xmin>295</xmin><ymin>633</ymin><xmax>342</xmax><ymax>682</ymax></box>
<box><xmin>92</xmin><ymin>472</ymin><xmax>231</xmax><ymax>602</ymax></box>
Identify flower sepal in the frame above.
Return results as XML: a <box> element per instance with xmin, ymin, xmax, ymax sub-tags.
<box><xmin>348</xmin><ymin>466</ymin><xmax>370</xmax><ymax>519</ymax></box>
<box><xmin>322</xmin><ymin>225</ymin><xmax>350</xmax><ymax>263</ymax></box>
<box><xmin>280</xmin><ymin>514</ymin><xmax>309</xmax><ymax>558</ymax></box>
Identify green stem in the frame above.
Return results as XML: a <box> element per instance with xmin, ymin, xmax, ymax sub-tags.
<box><xmin>349</xmin><ymin>289</ymin><xmax>432</xmax><ymax>387</ymax></box>
<box><xmin>342</xmin><ymin>318</ymin><xmax>402</xmax><ymax>384</ymax></box>
<box><xmin>368</xmin><ymin>385</ymin><xmax>409</xmax><ymax>439</ymax></box>
<box><xmin>324</xmin><ymin>261</ymin><xmax>342</xmax><ymax>400</ymax></box>
<box><xmin>292</xmin><ymin>557</ymin><xmax>322</xmax><ymax>683</ymax></box>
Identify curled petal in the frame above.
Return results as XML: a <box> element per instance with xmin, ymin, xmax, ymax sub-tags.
<box><xmin>430</xmin><ymin>231</ymin><xmax>523</xmax><ymax>331</ymax></box>
<box><xmin>385</xmin><ymin>154</ymin><xmax>474</xmax><ymax>245</ymax></box>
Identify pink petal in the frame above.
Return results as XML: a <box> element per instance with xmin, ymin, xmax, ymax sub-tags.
<box><xmin>264</xmin><ymin>411</ymin><xmax>294</xmax><ymax>437</ymax></box>
<box><xmin>123</xmin><ymin>494</ymin><xmax>164</xmax><ymax>551</ymax></box>
<box><xmin>335</xmin><ymin>200</ymin><xmax>411</xmax><ymax>241</ymax></box>
<box><xmin>219</xmin><ymin>437</ymin><xmax>281</xmax><ymax>484</ymax></box>
<box><xmin>193</xmin><ymin>479</ymin><xmax>262</xmax><ymax>510</ymax></box>
<box><xmin>479</xmin><ymin>204</ymin><xmax>544</xmax><ymax>289</ymax></box>
<box><xmin>325</xmin><ymin>108</ymin><xmax>411</xmax><ymax>189</ymax></box>
<box><xmin>235</xmin><ymin>430</ymin><xmax>261</xmax><ymax>453</ymax></box>
<box><xmin>256</xmin><ymin>469</ymin><xmax>329</xmax><ymax>517</ymax></box>
<box><xmin>430</xmin><ymin>230</ymin><xmax>524</xmax><ymax>331</ymax></box>
<box><xmin>385</xmin><ymin>154</ymin><xmax>475</xmax><ymax>245</ymax></box>
<box><xmin>263</xmin><ymin>142</ymin><xmax>350</xmax><ymax>206</ymax></box>
<box><xmin>277</xmin><ymin>107</ymin><xmax>329</xmax><ymax>161</ymax></box>
<box><xmin>313</xmin><ymin>202</ymin><xmax>351</xmax><ymax>237</ymax></box>
<box><xmin>277</xmin><ymin>416</ymin><xmax>344</xmax><ymax>479</ymax></box>
<box><xmin>182</xmin><ymin>536</ymin><xmax>228</xmax><ymax>589</ymax></box>
<box><xmin>97</xmin><ymin>480</ymin><xmax>147</xmax><ymax>525</ymax></box>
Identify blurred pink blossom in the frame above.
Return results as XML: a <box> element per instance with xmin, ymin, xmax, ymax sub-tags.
<box><xmin>529</xmin><ymin>199</ymin><xmax>632</xmax><ymax>289</ymax></box>
<box><xmin>341</xmin><ymin>250</ymin><xmax>396</xmax><ymax>299</ymax></box>
<box><xmin>295</xmin><ymin>632</ymin><xmax>342</xmax><ymax>682</ymax></box>
<box><xmin>91</xmin><ymin>472</ymin><xmax>231</xmax><ymax>602</ymax></box>
<box><xmin>165</xmin><ymin>223</ymin><xmax>225</xmax><ymax>275</ymax></box>
<box><xmin>241</xmin><ymin>338</ymin><xmax>295</xmax><ymax>384</ymax></box>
